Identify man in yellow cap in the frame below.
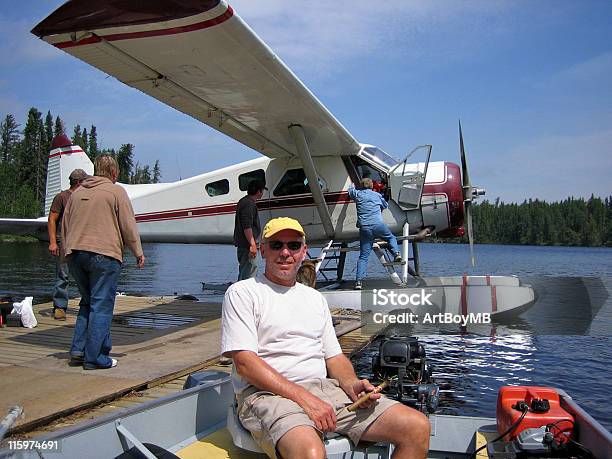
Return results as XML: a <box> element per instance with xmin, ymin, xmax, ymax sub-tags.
<box><xmin>221</xmin><ymin>217</ymin><xmax>430</xmax><ymax>459</ymax></box>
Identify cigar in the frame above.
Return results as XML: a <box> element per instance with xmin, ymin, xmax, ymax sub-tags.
<box><xmin>347</xmin><ymin>380</ymin><xmax>389</xmax><ymax>412</ymax></box>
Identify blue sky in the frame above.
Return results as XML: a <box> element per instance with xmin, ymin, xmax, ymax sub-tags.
<box><xmin>1</xmin><ymin>0</ymin><xmax>610</xmax><ymax>203</ymax></box>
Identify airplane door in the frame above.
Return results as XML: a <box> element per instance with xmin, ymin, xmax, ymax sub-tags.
<box><xmin>389</xmin><ymin>145</ymin><xmax>432</xmax><ymax>210</ymax></box>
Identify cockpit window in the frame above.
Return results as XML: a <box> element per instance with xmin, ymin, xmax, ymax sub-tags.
<box><xmin>238</xmin><ymin>169</ymin><xmax>266</xmax><ymax>191</ymax></box>
<box><xmin>354</xmin><ymin>158</ymin><xmax>387</xmax><ymax>184</ymax></box>
<box><xmin>362</xmin><ymin>146</ymin><xmax>398</xmax><ymax>171</ymax></box>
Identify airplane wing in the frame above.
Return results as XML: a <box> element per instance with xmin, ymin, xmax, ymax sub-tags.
<box><xmin>0</xmin><ymin>218</ymin><xmax>49</xmax><ymax>239</ymax></box>
<box><xmin>32</xmin><ymin>0</ymin><xmax>361</xmax><ymax>159</ymax></box>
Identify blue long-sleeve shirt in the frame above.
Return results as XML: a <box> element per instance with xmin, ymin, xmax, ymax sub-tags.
<box><xmin>348</xmin><ymin>185</ymin><xmax>388</xmax><ymax>227</ymax></box>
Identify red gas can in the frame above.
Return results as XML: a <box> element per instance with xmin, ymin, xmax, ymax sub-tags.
<box><xmin>497</xmin><ymin>386</ymin><xmax>574</xmax><ymax>441</ymax></box>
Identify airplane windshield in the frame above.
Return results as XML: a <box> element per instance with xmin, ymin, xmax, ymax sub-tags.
<box><xmin>362</xmin><ymin>146</ymin><xmax>398</xmax><ymax>171</ymax></box>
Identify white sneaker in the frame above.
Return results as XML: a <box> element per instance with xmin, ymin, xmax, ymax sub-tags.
<box><xmin>83</xmin><ymin>358</ymin><xmax>118</xmax><ymax>370</ymax></box>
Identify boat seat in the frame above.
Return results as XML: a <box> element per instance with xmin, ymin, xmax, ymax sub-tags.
<box><xmin>226</xmin><ymin>403</ymin><xmax>354</xmax><ymax>456</ymax></box>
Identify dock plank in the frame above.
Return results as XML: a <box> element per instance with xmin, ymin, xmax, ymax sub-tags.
<box><xmin>0</xmin><ymin>295</ymin><xmax>225</xmax><ymax>433</ymax></box>
<box><xmin>0</xmin><ymin>295</ymin><xmax>376</xmax><ymax>441</ymax></box>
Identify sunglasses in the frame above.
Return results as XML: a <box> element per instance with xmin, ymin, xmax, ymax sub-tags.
<box><xmin>267</xmin><ymin>240</ymin><xmax>304</xmax><ymax>251</ymax></box>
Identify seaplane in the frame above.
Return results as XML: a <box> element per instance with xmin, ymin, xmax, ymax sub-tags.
<box><xmin>1</xmin><ymin>4</ymin><xmax>605</xmax><ymax>459</ymax></box>
<box><xmin>0</xmin><ymin>0</ymin><xmax>535</xmax><ymax>320</ymax></box>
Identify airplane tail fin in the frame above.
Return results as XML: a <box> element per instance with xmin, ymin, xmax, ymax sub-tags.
<box><xmin>43</xmin><ymin>134</ymin><xmax>94</xmax><ymax>216</ymax></box>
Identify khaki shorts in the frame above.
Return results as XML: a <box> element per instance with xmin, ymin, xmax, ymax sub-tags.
<box><xmin>237</xmin><ymin>378</ymin><xmax>399</xmax><ymax>458</ymax></box>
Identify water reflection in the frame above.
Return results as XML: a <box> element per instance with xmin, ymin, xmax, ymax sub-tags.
<box><xmin>353</xmin><ymin>333</ymin><xmax>611</xmax><ymax>431</ymax></box>
<box><xmin>1</xmin><ymin>242</ymin><xmax>610</xmax><ymax>431</ymax></box>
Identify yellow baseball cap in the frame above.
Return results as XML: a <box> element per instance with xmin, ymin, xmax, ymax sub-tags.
<box><xmin>262</xmin><ymin>217</ymin><xmax>305</xmax><ymax>239</ymax></box>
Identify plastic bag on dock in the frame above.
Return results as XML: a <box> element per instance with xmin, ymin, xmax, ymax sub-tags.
<box><xmin>11</xmin><ymin>297</ymin><xmax>37</xmax><ymax>328</ymax></box>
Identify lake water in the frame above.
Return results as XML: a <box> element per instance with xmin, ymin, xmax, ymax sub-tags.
<box><xmin>1</xmin><ymin>242</ymin><xmax>610</xmax><ymax>431</ymax></box>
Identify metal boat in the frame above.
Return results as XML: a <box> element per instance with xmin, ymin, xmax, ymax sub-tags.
<box><xmin>1</xmin><ymin>370</ymin><xmax>610</xmax><ymax>459</ymax></box>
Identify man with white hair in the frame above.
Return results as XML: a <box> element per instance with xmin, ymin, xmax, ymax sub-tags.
<box><xmin>47</xmin><ymin>168</ymin><xmax>88</xmax><ymax>320</ymax></box>
<box><xmin>62</xmin><ymin>155</ymin><xmax>144</xmax><ymax>370</ymax></box>
<box><xmin>221</xmin><ymin>217</ymin><xmax>429</xmax><ymax>459</ymax></box>
<box><xmin>349</xmin><ymin>177</ymin><xmax>402</xmax><ymax>290</ymax></box>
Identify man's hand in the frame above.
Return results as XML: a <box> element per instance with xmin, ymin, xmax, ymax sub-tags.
<box><xmin>326</xmin><ymin>354</ymin><xmax>379</xmax><ymax>410</ymax></box>
<box><xmin>297</xmin><ymin>390</ymin><xmax>337</xmax><ymax>432</ymax></box>
<box><xmin>48</xmin><ymin>241</ymin><xmax>59</xmax><ymax>257</ymax></box>
<box><xmin>249</xmin><ymin>242</ymin><xmax>258</xmax><ymax>258</ymax></box>
<box><xmin>136</xmin><ymin>255</ymin><xmax>145</xmax><ymax>268</ymax></box>
<box><xmin>342</xmin><ymin>378</ymin><xmax>381</xmax><ymax>410</ymax></box>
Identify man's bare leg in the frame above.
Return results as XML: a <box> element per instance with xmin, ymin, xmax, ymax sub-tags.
<box><xmin>276</xmin><ymin>425</ymin><xmax>325</xmax><ymax>459</ymax></box>
<box><xmin>360</xmin><ymin>404</ymin><xmax>430</xmax><ymax>459</ymax></box>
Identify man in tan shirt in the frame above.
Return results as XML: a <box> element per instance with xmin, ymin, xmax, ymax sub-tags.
<box><xmin>62</xmin><ymin>155</ymin><xmax>145</xmax><ymax>370</ymax></box>
<box><xmin>47</xmin><ymin>168</ymin><xmax>88</xmax><ymax>320</ymax></box>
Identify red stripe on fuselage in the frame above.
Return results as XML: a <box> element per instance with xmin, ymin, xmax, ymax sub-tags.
<box><xmin>135</xmin><ymin>191</ymin><xmax>351</xmax><ymax>223</ymax></box>
<box><xmin>48</xmin><ymin>149</ymin><xmax>83</xmax><ymax>159</ymax></box>
<box><xmin>55</xmin><ymin>6</ymin><xmax>234</xmax><ymax>49</ymax></box>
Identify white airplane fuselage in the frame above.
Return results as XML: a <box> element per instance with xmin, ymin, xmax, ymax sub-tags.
<box><xmin>21</xmin><ymin>138</ymin><xmax>465</xmax><ymax>245</ymax></box>
<box><xmin>122</xmin><ymin>153</ymin><xmax>465</xmax><ymax>245</ymax></box>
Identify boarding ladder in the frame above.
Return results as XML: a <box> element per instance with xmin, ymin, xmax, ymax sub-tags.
<box><xmin>312</xmin><ymin>240</ymin><xmax>352</xmax><ymax>283</ymax></box>
<box><xmin>313</xmin><ymin>237</ymin><xmax>421</xmax><ymax>286</ymax></box>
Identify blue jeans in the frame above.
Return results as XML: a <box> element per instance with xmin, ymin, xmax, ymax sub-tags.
<box><xmin>52</xmin><ymin>252</ymin><xmax>70</xmax><ymax>310</ymax></box>
<box><xmin>237</xmin><ymin>247</ymin><xmax>258</xmax><ymax>281</ymax></box>
<box><xmin>356</xmin><ymin>223</ymin><xmax>400</xmax><ymax>281</ymax></box>
<box><xmin>68</xmin><ymin>251</ymin><xmax>121</xmax><ymax>367</ymax></box>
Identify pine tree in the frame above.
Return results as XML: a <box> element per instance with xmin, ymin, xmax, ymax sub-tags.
<box><xmin>36</xmin><ymin>119</ymin><xmax>48</xmax><ymax>206</ymax></box>
<box><xmin>21</xmin><ymin>108</ymin><xmax>45</xmax><ymax>211</ymax></box>
<box><xmin>82</xmin><ymin>127</ymin><xmax>89</xmax><ymax>155</ymax></box>
<box><xmin>131</xmin><ymin>161</ymin><xmax>140</xmax><ymax>184</ymax></box>
<box><xmin>88</xmin><ymin>125</ymin><xmax>98</xmax><ymax>160</ymax></box>
<box><xmin>0</xmin><ymin>114</ymin><xmax>22</xmax><ymax>217</ymax></box>
<box><xmin>0</xmin><ymin>114</ymin><xmax>20</xmax><ymax>162</ymax></box>
<box><xmin>72</xmin><ymin>124</ymin><xmax>82</xmax><ymax>148</ymax></box>
<box><xmin>152</xmin><ymin>160</ymin><xmax>161</xmax><ymax>183</ymax></box>
<box><xmin>43</xmin><ymin>111</ymin><xmax>53</xmax><ymax>155</ymax></box>
<box><xmin>54</xmin><ymin>116</ymin><xmax>64</xmax><ymax>137</ymax></box>
<box><xmin>141</xmin><ymin>164</ymin><xmax>151</xmax><ymax>184</ymax></box>
<box><xmin>116</xmin><ymin>143</ymin><xmax>134</xmax><ymax>183</ymax></box>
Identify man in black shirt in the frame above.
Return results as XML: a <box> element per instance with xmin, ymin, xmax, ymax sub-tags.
<box><xmin>233</xmin><ymin>180</ymin><xmax>265</xmax><ymax>280</ymax></box>
<box><xmin>47</xmin><ymin>168</ymin><xmax>88</xmax><ymax>320</ymax></box>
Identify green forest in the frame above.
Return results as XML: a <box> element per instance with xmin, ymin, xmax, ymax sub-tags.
<box><xmin>463</xmin><ymin>196</ymin><xmax>612</xmax><ymax>247</ymax></box>
<box><xmin>1</xmin><ymin>108</ymin><xmax>610</xmax><ymax>247</ymax></box>
<box><xmin>0</xmin><ymin>108</ymin><xmax>161</xmax><ymax>218</ymax></box>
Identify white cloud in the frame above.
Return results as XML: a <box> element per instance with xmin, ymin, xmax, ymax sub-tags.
<box><xmin>229</xmin><ymin>0</ymin><xmax>520</xmax><ymax>79</ymax></box>
<box><xmin>0</xmin><ymin>19</ymin><xmax>60</xmax><ymax>67</ymax></box>
<box><xmin>552</xmin><ymin>52</ymin><xmax>612</xmax><ymax>84</ymax></box>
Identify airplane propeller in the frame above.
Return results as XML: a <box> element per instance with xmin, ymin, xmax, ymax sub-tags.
<box><xmin>459</xmin><ymin>121</ymin><xmax>476</xmax><ymax>267</ymax></box>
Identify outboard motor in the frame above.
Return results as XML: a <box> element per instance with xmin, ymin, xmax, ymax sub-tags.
<box><xmin>371</xmin><ymin>335</ymin><xmax>439</xmax><ymax>413</ymax></box>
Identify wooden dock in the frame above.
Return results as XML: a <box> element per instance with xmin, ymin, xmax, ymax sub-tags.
<box><xmin>0</xmin><ymin>296</ymin><xmax>380</xmax><ymax>441</ymax></box>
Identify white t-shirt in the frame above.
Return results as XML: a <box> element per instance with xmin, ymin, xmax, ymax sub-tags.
<box><xmin>221</xmin><ymin>275</ymin><xmax>343</xmax><ymax>394</ymax></box>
